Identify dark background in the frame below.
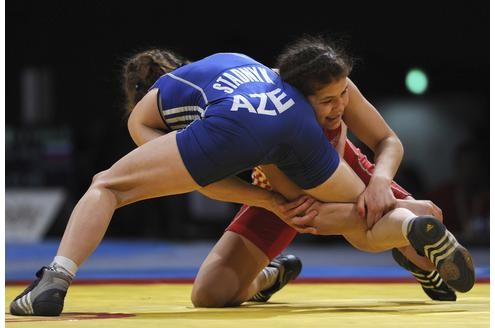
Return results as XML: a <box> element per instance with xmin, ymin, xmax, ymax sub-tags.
<box><xmin>5</xmin><ymin>1</ymin><xmax>489</xmax><ymax>244</ymax></box>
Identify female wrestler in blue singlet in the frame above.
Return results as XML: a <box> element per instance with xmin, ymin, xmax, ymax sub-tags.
<box><xmin>151</xmin><ymin>52</ymin><xmax>340</xmax><ymax>189</ymax></box>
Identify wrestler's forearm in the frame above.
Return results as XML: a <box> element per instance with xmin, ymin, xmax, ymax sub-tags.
<box><xmin>371</xmin><ymin>135</ymin><xmax>403</xmax><ymax>183</ymax></box>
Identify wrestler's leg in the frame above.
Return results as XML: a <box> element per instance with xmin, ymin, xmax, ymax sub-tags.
<box><xmin>301</xmin><ymin>161</ymin><xmax>413</xmax><ymax>252</ymax></box>
<box><xmin>192</xmin><ymin>206</ymin><xmax>297</xmax><ymax>307</ymax></box>
<box><xmin>10</xmin><ymin>131</ymin><xmax>200</xmax><ymax>316</ymax></box>
<box><xmin>304</xmin><ymin>161</ymin><xmax>438</xmax><ymax>270</ymax></box>
<box><xmin>304</xmin><ymin>160</ymin><xmax>365</xmax><ymax>203</ymax></box>
<box><xmin>394</xmin><ymin>199</ymin><xmax>445</xmax><ymax>271</ymax></box>
<box><xmin>342</xmin><ymin>209</ymin><xmax>475</xmax><ymax>293</ymax></box>
<box><xmin>191</xmin><ymin>231</ymin><xmax>269</xmax><ymax>307</ymax></box>
<box><xmin>57</xmin><ymin>131</ymin><xmax>198</xmax><ymax>265</ymax></box>
<box><xmin>342</xmin><ymin>207</ymin><xmax>413</xmax><ymax>252</ymax></box>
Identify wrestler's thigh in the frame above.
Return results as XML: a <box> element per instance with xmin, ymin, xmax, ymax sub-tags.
<box><xmin>98</xmin><ymin>131</ymin><xmax>198</xmax><ymax>205</ymax></box>
<box><xmin>304</xmin><ymin>160</ymin><xmax>365</xmax><ymax>203</ymax></box>
<box><xmin>227</xmin><ymin>205</ymin><xmax>297</xmax><ymax>260</ymax></box>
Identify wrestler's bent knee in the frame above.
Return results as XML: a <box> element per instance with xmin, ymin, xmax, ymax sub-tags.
<box><xmin>191</xmin><ymin>287</ymin><xmax>239</xmax><ymax>308</ymax></box>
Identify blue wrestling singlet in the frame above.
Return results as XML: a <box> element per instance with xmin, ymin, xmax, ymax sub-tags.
<box><xmin>151</xmin><ymin>53</ymin><xmax>339</xmax><ymax>189</ymax></box>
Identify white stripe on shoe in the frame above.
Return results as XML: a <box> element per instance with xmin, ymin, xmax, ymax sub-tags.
<box><xmin>424</xmin><ymin>232</ymin><xmax>459</xmax><ymax>266</ymax></box>
<box><xmin>26</xmin><ymin>292</ymin><xmax>34</xmax><ymax>314</ymax></box>
<box><xmin>16</xmin><ymin>294</ymin><xmax>32</xmax><ymax>315</ymax></box>
<box><xmin>431</xmin><ymin>233</ymin><xmax>460</xmax><ymax>266</ymax></box>
<box><xmin>411</xmin><ymin>269</ymin><xmax>444</xmax><ymax>288</ymax></box>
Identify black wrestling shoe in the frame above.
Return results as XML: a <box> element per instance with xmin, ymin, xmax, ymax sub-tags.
<box><xmin>406</xmin><ymin>216</ymin><xmax>475</xmax><ymax>293</ymax></box>
<box><xmin>10</xmin><ymin>266</ymin><xmax>72</xmax><ymax>316</ymax></box>
<box><xmin>392</xmin><ymin>248</ymin><xmax>456</xmax><ymax>301</ymax></box>
<box><xmin>250</xmin><ymin>254</ymin><xmax>302</xmax><ymax>302</ymax></box>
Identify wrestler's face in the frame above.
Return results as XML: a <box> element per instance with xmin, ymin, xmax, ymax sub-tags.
<box><xmin>307</xmin><ymin>77</ymin><xmax>349</xmax><ymax>130</ymax></box>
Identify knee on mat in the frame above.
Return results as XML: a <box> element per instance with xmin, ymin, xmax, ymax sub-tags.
<box><xmin>191</xmin><ymin>287</ymin><xmax>239</xmax><ymax>308</ymax></box>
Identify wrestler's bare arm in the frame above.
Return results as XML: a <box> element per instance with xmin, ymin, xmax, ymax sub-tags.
<box><xmin>127</xmin><ymin>89</ymin><xmax>168</xmax><ymax>145</ymax></box>
<box><xmin>344</xmin><ymin>78</ymin><xmax>404</xmax><ymax>226</ymax></box>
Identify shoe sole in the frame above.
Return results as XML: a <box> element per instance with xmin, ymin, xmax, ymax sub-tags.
<box><xmin>408</xmin><ymin>216</ymin><xmax>475</xmax><ymax>293</ymax></box>
<box><xmin>436</xmin><ymin>246</ymin><xmax>474</xmax><ymax>293</ymax></box>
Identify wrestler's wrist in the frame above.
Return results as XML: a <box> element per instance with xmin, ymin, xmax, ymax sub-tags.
<box><xmin>370</xmin><ymin>173</ymin><xmax>392</xmax><ymax>185</ymax></box>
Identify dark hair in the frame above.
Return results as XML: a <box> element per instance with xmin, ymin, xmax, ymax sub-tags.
<box><xmin>276</xmin><ymin>35</ymin><xmax>353</xmax><ymax>96</ymax></box>
<box><xmin>122</xmin><ymin>48</ymin><xmax>190</xmax><ymax>116</ymax></box>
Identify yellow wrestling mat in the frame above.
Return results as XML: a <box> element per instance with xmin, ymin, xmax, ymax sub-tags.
<box><xmin>5</xmin><ymin>283</ymin><xmax>489</xmax><ymax>328</ymax></box>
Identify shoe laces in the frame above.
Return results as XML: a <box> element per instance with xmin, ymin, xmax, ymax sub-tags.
<box><xmin>13</xmin><ymin>266</ymin><xmax>53</xmax><ymax>301</ymax></box>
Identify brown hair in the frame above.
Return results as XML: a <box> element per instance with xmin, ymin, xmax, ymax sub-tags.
<box><xmin>122</xmin><ymin>48</ymin><xmax>190</xmax><ymax>116</ymax></box>
<box><xmin>276</xmin><ymin>35</ymin><xmax>353</xmax><ymax>96</ymax></box>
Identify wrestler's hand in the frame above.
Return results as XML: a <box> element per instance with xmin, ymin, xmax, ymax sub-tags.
<box><xmin>357</xmin><ymin>175</ymin><xmax>396</xmax><ymax>228</ymax></box>
<box><xmin>275</xmin><ymin>195</ymin><xmax>317</xmax><ymax>232</ymax></box>
<box><xmin>286</xmin><ymin>202</ymin><xmax>367</xmax><ymax>235</ymax></box>
<box><xmin>266</xmin><ymin>193</ymin><xmax>309</xmax><ymax>221</ymax></box>
<box><xmin>288</xmin><ymin>206</ymin><xmax>320</xmax><ymax>234</ymax></box>
<box><xmin>278</xmin><ymin>199</ymin><xmax>325</xmax><ymax>234</ymax></box>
